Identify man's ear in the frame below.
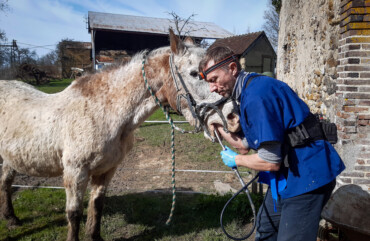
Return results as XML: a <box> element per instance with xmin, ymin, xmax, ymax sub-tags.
<box><xmin>229</xmin><ymin>62</ymin><xmax>238</xmax><ymax>76</ymax></box>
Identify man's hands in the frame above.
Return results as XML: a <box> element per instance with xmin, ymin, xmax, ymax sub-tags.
<box><xmin>221</xmin><ymin>146</ymin><xmax>238</xmax><ymax>168</ymax></box>
<box><xmin>213</xmin><ymin>124</ymin><xmax>250</xmax><ymax>154</ymax></box>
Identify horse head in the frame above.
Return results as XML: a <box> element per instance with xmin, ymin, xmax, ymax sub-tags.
<box><xmin>160</xmin><ymin>29</ymin><xmax>240</xmax><ymax>139</ymax></box>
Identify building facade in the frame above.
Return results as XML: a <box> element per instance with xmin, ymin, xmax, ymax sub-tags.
<box><xmin>277</xmin><ymin>0</ymin><xmax>370</xmax><ymax>192</ymax></box>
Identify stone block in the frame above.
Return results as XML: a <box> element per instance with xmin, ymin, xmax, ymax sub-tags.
<box><xmin>343</xmin><ymin>106</ymin><xmax>369</xmax><ymax>112</ymax></box>
<box><xmin>359</xmin><ymin>114</ymin><xmax>370</xmax><ymax>119</ymax></box>
<box><xmin>338</xmin><ymin>85</ymin><xmax>359</xmax><ymax>91</ymax></box>
<box><xmin>344</xmin><ymin>120</ymin><xmax>357</xmax><ymax>126</ymax></box>
<box><xmin>343</xmin><ymin>92</ymin><xmax>370</xmax><ymax>99</ymax></box>
<box><xmin>337</xmin><ymin>111</ymin><xmax>352</xmax><ymax>119</ymax></box>
<box><xmin>341</xmin><ymin>29</ymin><xmax>370</xmax><ymax>37</ymax></box>
<box><xmin>359</xmin><ymin>86</ymin><xmax>370</xmax><ymax>92</ymax></box>
<box><xmin>345</xmin><ymin>51</ymin><xmax>370</xmax><ymax>58</ymax></box>
<box><xmin>339</xmin><ymin>72</ymin><xmax>359</xmax><ymax>78</ymax></box>
<box><xmin>341</xmin><ymin>7</ymin><xmax>370</xmax><ymax>21</ymax></box>
<box><xmin>339</xmin><ymin>177</ymin><xmax>353</xmax><ymax>183</ymax></box>
<box><xmin>353</xmin><ymin>178</ymin><xmax>370</xmax><ymax>184</ymax></box>
<box><xmin>340</xmin><ymin>171</ymin><xmax>365</xmax><ymax>177</ymax></box>
<box><xmin>344</xmin><ymin>126</ymin><xmax>357</xmax><ymax>133</ymax></box>
<box><xmin>346</xmin><ymin>36</ymin><xmax>370</xmax><ymax>43</ymax></box>
<box><xmin>321</xmin><ymin>184</ymin><xmax>370</xmax><ymax>241</ymax></box>
<box><xmin>358</xmin><ymin>119</ymin><xmax>370</xmax><ymax>126</ymax></box>
<box><xmin>341</xmin><ymin>0</ymin><xmax>370</xmax><ymax>12</ymax></box>
<box><xmin>339</xmin><ymin>78</ymin><xmax>370</xmax><ymax>85</ymax></box>
<box><xmin>357</xmin><ymin>159</ymin><xmax>366</xmax><ymax>165</ymax></box>
<box><xmin>344</xmin><ymin>65</ymin><xmax>370</xmax><ymax>71</ymax></box>
<box><xmin>360</xmin><ymin>72</ymin><xmax>370</xmax><ymax>78</ymax></box>
<box><xmin>348</xmin><ymin>58</ymin><xmax>361</xmax><ymax>64</ymax></box>
<box><xmin>359</xmin><ymin>100</ymin><xmax>370</xmax><ymax>105</ymax></box>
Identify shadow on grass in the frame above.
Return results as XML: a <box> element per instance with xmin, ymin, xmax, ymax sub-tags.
<box><xmin>2</xmin><ymin>217</ymin><xmax>66</xmax><ymax>241</ymax></box>
<box><xmin>1</xmin><ymin>188</ymin><xmax>262</xmax><ymax>240</ymax></box>
<box><xmin>103</xmin><ymin>190</ymin><xmax>263</xmax><ymax>240</ymax></box>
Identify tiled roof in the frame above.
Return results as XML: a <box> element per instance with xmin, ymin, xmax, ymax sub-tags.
<box><xmin>209</xmin><ymin>31</ymin><xmax>265</xmax><ymax>55</ymax></box>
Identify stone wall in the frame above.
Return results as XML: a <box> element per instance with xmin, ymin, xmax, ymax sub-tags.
<box><xmin>277</xmin><ymin>0</ymin><xmax>341</xmax><ymax>120</ymax></box>
<box><xmin>277</xmin><ymin>0</ymin><xmax>370</xmax><ymax>191</ymax></box>
<box><xmin>336</xmin><ymin>0</ymin><xmax>370</xmax><ymax>190</ymax></box>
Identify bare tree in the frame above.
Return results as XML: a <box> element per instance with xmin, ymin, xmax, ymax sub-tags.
<box><xmin>38</xmin><ymin>50</ymin><xmax>58</xmax><ymax>66</ymax></box>
<box><xmin>262</xmin><ymin>0</ymin><xmax>280</xmax><ymax>51</ymax></box>
<box><xmin>167</xmin><ymin>11</ymin><xmax>206</xmax><ymax>40</ymax></box>
<box><xmin>0</xmin><ymin>0</ymin><xmax>9</xmax><ymax>12</ymax></box>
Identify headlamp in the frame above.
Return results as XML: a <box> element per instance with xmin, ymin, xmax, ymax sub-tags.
<box><xmin>199</xmin><ymin>55</ymin><xmax>237</xmax><ymax>80</ymax></box>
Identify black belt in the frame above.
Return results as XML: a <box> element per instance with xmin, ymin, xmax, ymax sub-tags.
<box><xmin>286</xmin><ymin>114</ymin><xmax>337</xmax><ymax>147</ymax></box>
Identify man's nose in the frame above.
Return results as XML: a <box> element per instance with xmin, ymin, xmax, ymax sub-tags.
<box><xmin>210</xmin><ymin>83</ymin><xmax>218</xmax><ymax>93</ymax></box>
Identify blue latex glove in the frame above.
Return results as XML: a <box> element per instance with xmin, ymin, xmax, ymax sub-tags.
<box><xmin>220</xmin><ymin>146</ymin><xmax>238</xmax><ymax>168</ymax></box>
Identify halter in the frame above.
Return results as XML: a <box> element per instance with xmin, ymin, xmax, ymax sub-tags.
<box><xmin>168</xmin><ymin>52</ymin><xmax>230</xmax><ymax>139</ymax></box>
<box><xmin>141</xmin><ymin>50</ymin><xmax>234</xmax><ymax>225</ymax></box>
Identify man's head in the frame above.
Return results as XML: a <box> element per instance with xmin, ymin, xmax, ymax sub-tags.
<box><xmin>199</xmin><ymin>46</ymin><xmax>241</xmax><ymax>97</ymax></box>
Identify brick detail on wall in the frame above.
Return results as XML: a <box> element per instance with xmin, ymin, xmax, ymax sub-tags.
<box><xmin>338</xmin><ymin>0</ymin><xmax>370</xmax><ymax>191</ymax></box>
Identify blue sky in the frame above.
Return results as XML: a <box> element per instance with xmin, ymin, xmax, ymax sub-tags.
<box><xmin>0</xmin><ymin>0</ymin><xmax>270</xmax><ymax>57</ymax></box>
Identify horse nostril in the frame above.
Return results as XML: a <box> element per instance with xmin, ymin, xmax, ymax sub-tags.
<box><xmin>227</xmin><ymin>113</ymin><xmax>235</xmax><ymax>120</ymax></box>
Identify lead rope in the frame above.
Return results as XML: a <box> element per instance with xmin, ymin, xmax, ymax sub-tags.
<box><xmin>142</xmin><ymin>58</ymin><xmax>176</xmax><ymax>225</ymax></box>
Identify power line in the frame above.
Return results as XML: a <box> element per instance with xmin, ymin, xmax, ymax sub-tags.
<box><xmin>17</xmin><ymin>42</ymin><xmax>56</xmax><ymax>51</ymax></box>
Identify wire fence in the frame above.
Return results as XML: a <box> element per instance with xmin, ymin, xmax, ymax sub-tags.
<box><xmin>0</xmin><ymin>120</ymin><xmax>261</xmax><ymax>194</ymax></box>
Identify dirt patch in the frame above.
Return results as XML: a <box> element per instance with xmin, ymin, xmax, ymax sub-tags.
<box><xmin>2</xmin><ymin>136</ymin><xmax>254</xmax><ymax>196</ymax></box>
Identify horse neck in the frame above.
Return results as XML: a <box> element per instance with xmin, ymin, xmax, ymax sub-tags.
<box><xmin>69</xmin><ymin>50</ymin><xmax>171</xmax><ymax>132</ymax></box>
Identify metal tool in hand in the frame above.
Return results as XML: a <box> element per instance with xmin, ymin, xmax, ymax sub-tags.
<box><xmin>214</xmin><ymin>130</ymin><xmax>258</xmax><ymax>240</ymax></box>
<box><xmin>214</xmin><ymin>131</ymin><xmax>248</xmax><ymax>188</ymax></box>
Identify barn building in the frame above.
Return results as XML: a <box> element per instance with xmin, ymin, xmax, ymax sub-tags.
<box><xmin>87</xmin><ymin>11</ymin><xmax>233</xmax><ymax>70</ymax></box>
<box><xmin>209</xmin><ymin>31</ymin><xmax>277</xmax><ymax>76</ymax></box>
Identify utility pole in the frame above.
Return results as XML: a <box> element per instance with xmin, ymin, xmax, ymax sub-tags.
<box><xmin>0</xmin><ymin>39</ymin><xmax>18</xmax><ymax>68</ymax></box>
<box><xmin>10</xmin><ymin>40</ymin><xmax>18</xmax><ymax>67</ymax></box>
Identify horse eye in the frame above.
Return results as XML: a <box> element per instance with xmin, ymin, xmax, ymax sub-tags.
<box><xmin>190</xmin><ymin>70</ymin><xmax>198</xmax><ymax>78</ymax></box>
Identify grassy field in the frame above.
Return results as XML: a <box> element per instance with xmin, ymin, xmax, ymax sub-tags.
<box><xmin>1</xmin><ymin>188</ymin><xmax>263</xmax><ymax>241</ymax></box>
<box><xmin>0</xmin><ymin>79</ymin><xmax>262</xmax><ymax>240</ymax></box>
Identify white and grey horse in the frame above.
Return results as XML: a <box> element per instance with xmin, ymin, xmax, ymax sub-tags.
<box><xmin>0</xmin><ymin>30</ymin><xmax>240</xmax><ymax>240</ymax></box>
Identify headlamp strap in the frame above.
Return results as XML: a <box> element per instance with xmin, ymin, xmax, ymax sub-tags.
<box><xmin>199</xmin><ymin>55</ymin><xmax>237</xmax><ymax>80</ymax></box>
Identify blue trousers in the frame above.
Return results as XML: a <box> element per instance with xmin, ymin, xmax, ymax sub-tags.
<box><xmin>255</xmin><ymin>180</ymin><xmax>336</xmax><ymax>241</ymax></box>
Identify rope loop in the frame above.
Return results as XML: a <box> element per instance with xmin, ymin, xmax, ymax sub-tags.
<box><xmin>142</xmin><ymin>58</ymin><xmax>177</xmax><ymax>225</ymax></box>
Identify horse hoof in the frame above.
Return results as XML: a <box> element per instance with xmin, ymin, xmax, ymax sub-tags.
<box><xmin>7</xmin><ymin>217</ymin><xmax>21</xmax><ymax>228</ymax></box>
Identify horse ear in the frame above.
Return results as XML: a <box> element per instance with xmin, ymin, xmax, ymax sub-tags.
<box><xmin>184</xmin><ymin>36</ymin><xmax>194</xmax><ymax>45</ymax></box>
<box><xmin>169</xmin><ymin>28</ymin><xmax>185</xmax><ymax>54</ymax></box>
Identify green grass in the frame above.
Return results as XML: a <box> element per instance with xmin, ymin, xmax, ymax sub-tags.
<box><xmin>35</xmin><ymin>78</ymin><xmax>74</xmax><ymax>94</ymax></box>
<box><xmin>0</xmin><ymin>189</ymin><xmax>67</xmax><ymax>241</ymax></box>
<box><xmin>1</xmin><ymin>188</ymin><xmax>263</xmax><ymax>241</ymax></box>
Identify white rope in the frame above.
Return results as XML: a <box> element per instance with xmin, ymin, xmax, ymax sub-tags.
<box><xmin>0</xmin><ymin>163</ymin><xmax>251</xmax><ymax>174</ymax></box>
<box><xmin>4</xmin><ymin>168</ymin><xmax>253</xmax><ymax>191</ymax></box>
<box><xmin>11</xmin><ymin>185</ymin><xmax>65</xmax><ymax>189</ymax></box>
<box><xmin>120</xmin><ymin>168</ymin><xmax>252</xmax><ymax>174</ymax></box>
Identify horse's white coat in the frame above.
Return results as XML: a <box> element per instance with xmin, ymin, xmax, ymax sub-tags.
<box><xmin>0</xmin><ymin>32</ymin><xmax>239</xmax><ymax>240</ymax></box>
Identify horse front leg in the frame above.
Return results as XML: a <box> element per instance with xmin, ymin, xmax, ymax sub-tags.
<box><xmin>85</xmin><ymin>167</ymin><xmax>117</xmax><ymax>241</ymax></box>
<box><xmin>63</xmin><ymin>167</ymin><xmax>89</xmax><ymax>241</ymax></box>
<box><xmin>0</xmin><ymin>162</ymin><xmax>21</xmax><ymax>227</ymax></box>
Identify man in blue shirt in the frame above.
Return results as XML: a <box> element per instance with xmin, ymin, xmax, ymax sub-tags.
<box><xmin>198</xmin><ymin>46</ymin><xmax>345</xmax><ymax>241</ymax></box>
